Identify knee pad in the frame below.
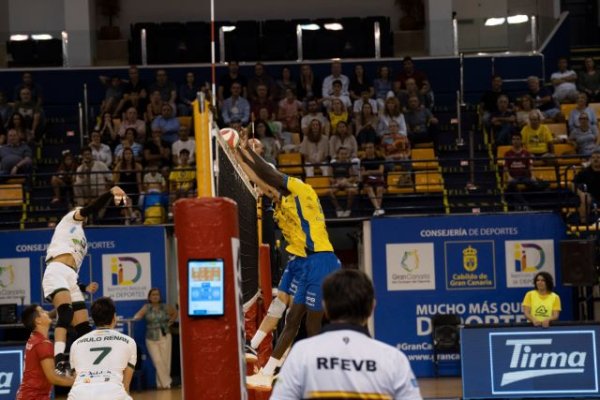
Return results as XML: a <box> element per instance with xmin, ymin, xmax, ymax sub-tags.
<box><xmin>72</xmin><ymin>301</ymin><xmax>87</xmax><ymax>312</ymax></box>
<box><xmin>56</xmin><ymin>304</ymin><xmax>74</xmax><ymax>329</ymax></box>
<box><xmin>75</xmin><ymin>322</ymin><xmax>92</xmax><ymax>338</ymax></box>
<box><xmin>267</xmin><ymin>297</ymin><xmax>287</xmax><ymax>319</ymax></box>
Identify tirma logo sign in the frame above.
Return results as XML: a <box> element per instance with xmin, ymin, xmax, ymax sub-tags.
<box><xmin>490</xmin><ymin>331</ymin><xmax>598</xmax><ymax>395</ymax></box>
<box><xmin>102</xmin><ymin>253</ymin><xmax>151</xmax><ymax>300</ymax></box>
<box><xmin>0</xmin><ymin>349</ymin><xmax>23</xmax><ymax>397</ymax></box>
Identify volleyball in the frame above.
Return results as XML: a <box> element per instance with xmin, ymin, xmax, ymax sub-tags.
<box><xmin>219</xmin><ymin>128</ymin><xmax>240</xmax><ymax>149</ymax></box>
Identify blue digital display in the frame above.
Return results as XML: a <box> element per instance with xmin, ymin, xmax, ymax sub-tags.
<box><xmin>187</xmin><ymin>259</ymin><xmax>224</xmax><ymax>316</ymax></box>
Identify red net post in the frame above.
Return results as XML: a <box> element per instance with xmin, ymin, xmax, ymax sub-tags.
<box><xmin>174</xmin><ymin>197</ymin><xmax>246</xmax><ymax>400</ymax></box>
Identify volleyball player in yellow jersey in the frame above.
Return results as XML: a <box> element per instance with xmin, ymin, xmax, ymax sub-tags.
<box><xmin>234</xmin><ymin>139</ymin><xmax>341</xmax><ymax>389</ymax></box>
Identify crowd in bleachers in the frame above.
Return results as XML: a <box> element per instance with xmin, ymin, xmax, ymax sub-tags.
<box><xmin>2</xmin><ymin>54</ymin><xmax>600</xmax><ymax>224</ymax></box>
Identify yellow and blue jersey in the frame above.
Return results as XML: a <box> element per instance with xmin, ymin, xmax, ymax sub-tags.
<box><xmin>274</xmin><ymin>175</ymin><xmax>333</xmax><ymax>257</ymax></box>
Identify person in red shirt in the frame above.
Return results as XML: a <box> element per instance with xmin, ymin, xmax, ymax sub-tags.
<box><xmin>504</xmin><ymin>132</ymin><xmax>547</xmax><ymax>210</ymax></box>
<box><xmin>16</xmin><ymin>304</ymin><xmax>74</xmax><ymax>400</ymax></box>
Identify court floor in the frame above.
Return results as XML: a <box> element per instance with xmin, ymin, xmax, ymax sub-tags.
<box><xmin>56</xmin><ymin>377</ymin><xmax>462</xmax><ymax>399</ymax></box>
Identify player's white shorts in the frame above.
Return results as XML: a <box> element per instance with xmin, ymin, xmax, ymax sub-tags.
<box><xmin>42</xmin><ymin>262</ymin><xmax>84</xmax><ymax>303</ymax></box>
<box><xmin>68</xmin><ymin>383</ymin><xmax>132</xmax><ymax>400</ymax></box>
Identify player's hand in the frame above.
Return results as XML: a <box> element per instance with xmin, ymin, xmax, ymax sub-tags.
<box><xmin>533</xmin><ymin>320</ymin><xmax>542</xmax><ymax>327</ymax></box>
<box><xmin>110</xmin><ymin>186</ymin><xmax>128</xmax><ymax>206</ymax></box>
<box><xmin>86</xmin><ymin>282</ymin><xmax>99</xmax><ymax>294</ymax></box>
<box><xmin>541</xmin><ymin>320</ymin><xmax>550</xmax><ymax>328</ymax></box>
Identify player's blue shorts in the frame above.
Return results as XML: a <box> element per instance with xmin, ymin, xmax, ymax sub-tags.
<box><xmin>277</xmin><ymin>255</ymin><xmax>306</xmax><ymax>296</ymax></box>
<box><xmin>294</xmin><ymin>251</ymin><xmax>341</xmax><ymax>311</ymax></box>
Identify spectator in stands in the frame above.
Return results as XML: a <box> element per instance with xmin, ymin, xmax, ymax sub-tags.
<box><xmin>373</xmin><ymin>65</ymin><xmax>394</xmax><ymax>110</ymax></box>
<box><xmin>218</xmin><ymin>61</ymin><xmax>248</xmax><ymax>105</ymax></box>
<box><xmin>145</xmin><ymin>90</ymin><xmax>164</xmax><ymax>124</ymax></box>
<box><xmin>361</xmin><ymin>142</ymin><xmax>388</xmax><ymax>216</ymax></box>
<box><xmin>355</xmin><ymin>102</ymin><xmax>380</xmax><ymax>148</ymax></box>
<box><xmin>381</xmin><ymin>120</ymin><xmax>411</xmax><ymax>166</ymax></box>
<box><xmin>353</xmin><ymin>89</ymin><xmax>379</xmax><ymax>120</ymax></box>
<box><xmin>148</xmin><ymin>69</ymin><xmax>177</xmax><ymax>111</ymax></box>
<box><xmin>405</xmin><ymin>95</ymin><xmax>438</xmax><ymax>145</ymax></box>
<box><xmin>248</xmin><ymin>62</ymin><xmax>276</xmax><ymax>102</ymax></box>
<box><xmin>97</xmin><ymin>112</ymin><xmax>119</xmax><ymax>149</ymax></box>
<box><xmin>257</xmin><ymin>107</ymin><xmax>285</xmax><ymax>144</ymax></box>
<box><xmin>527</xmin><ymin>76</ymin><xmax>562</xmax><ymax>121</ymax></box>
<box><xmin>322</xmin><ymin>61</ymin><xmax>350</xmax><ymax>99</ymax></box>
<box><xmin>397</xmin><ymin>77</ymin><xmax>428</xmax><ymax>111</ymax></box>
<box><xmin>504</xmin><ymin>132</ymin><xmax>543</xmax><ymax>210</ymax></box>
<box><xmin>89</xmin><ymin>130</ymin><xmax>113</xmax><ymax>167</ymax></box>
<box><xmin>0</xmin><ymin>129</ymin><xmax>32</xmax><ymax>178</ymax></box>
<box><xmin>254</xmin><ymin>120</ymin><xmax>280</xmax><ymax>165</ymax></box>
<box><xmin>7</xmin><ymin>112</ymin><xmax>33</xmax><ymax>144</ymax></box>
<box><xmin>568</xmin><ymin>92</ymin><xmax>597</xmax><ymax>131</ymax></box>
<box><xmin>275</xmin><ymin>66</ymin><xmax>297</xmax><ymax>101</ymax></box>
<box><xmin>297</xmin><ymin>63</ymin><xmax>320</xmax><ymax>102</ymax></box>
<box><xmin>50</xmin><ymin>150</ymin><xmax>78</xmax><ymax>206</ymax></box>
<box><xmin>116</xmin><ymin>65</ymin><xmax>148</xmax><ymax>118</ymax></box>
<box><xmin>578</xmin><ymin>57</ymin><xmax>600</xmax><ymax>102</ymax></box>
<box><xmin>98</xmin><ymin>75</ymin><xmax>124</xmax><ymax>117</ymax></box>
<box><xmin>378</xmin><ymin>96</ymin><xmax>407</xmax><ymax>137</ymax></box>
<box><xmin>0</xmin><ymin>91</ymin><xmax>13</xmax><ymax>130</ymax></box>
<box><xmin>177</xmin><ymin>71</ymin><xmax>199</xmax><ymax>116</ymax></box>
<box><xmin>222</xmin><ymin>82</ymin><xmax>250</xmax><ymax>126</ymax></box>
<box><xmin>349</xmin><ymin>64</ymin><xmax>373</xmax><ymax>102</ymax></box>
<box><xmin>573</xmin><ymin>149</ymin><xmax>600</xmax><ymax>222</ymax></box>
<box><xmin>172</xmin><ymin>125</ymin><xmax>195</xmax><ymax>166</ymax></box>
<box><xmin>329</xmin><ymin>121</ymin><xmax>358</xmax><ymax>160</ymax></box>
<box><xmin>394</xmin><ymin>56</ymin><xmax>428</xmax><ymax>92</ymax></box>
<box><xmin>302</xmin><ymin>98</ymin><xmax>330</xmax><ymax>138</ymax></box>
<box><xmin>277</xmin><ymin>88</ymin><xmax>302</xmax><ymax>133</ymax></box>
<box><xmin>569</xmin><ymin>113</ymin><xmax>600</xmax><ymax>156</ymax></box>
<box><xmin>151</xmin><ymin>102</ymin><xmax>181</xmax><ymax>144</ymax></box>
<box><xmin>329</xmin><ymin>147</ymin><xmax>359</xmax><ymax>218</ymax></box>
<box><xmin>490</xmin><ymin>95</ymin><xmax>517</xmax><ymax>146</ymax></box>
<box><xmin>169</xmin><ymin>148</ymin><xmax>196</xmax><ymax>199</ymax></box>
<box><xmin>144</xmin><ymin>127</ymin><xmax>172</xmax><ymax>169</ymax></box>
<box><xmin>73</xmin><ymin>147</ymin><xmax>113</xmax><ymax>206</ymax></box>
<box><xmin>13</xmin><ymin>71</ymin><xmax>43</xmax><ymax>106</ymax></box>
<box><xmin>139</xmin><ymin>164</ymin><xmax>168</xmax><ymax>216</ymax></box>
<box><xmin>328</xmin><ymin>98</ymin><xmax>351</xmax><ymax>135</ymax></box>
<box><xmin>480</xmin><ymin>74</ymin><xmax>508</xmax><ymax>126</ymax></box>
<box><xmin>13</xmin><ymin>87</ymin><xmax>43</xmax><ymax>136</ymax></box>
<box><xmin>516</xmin><ymin>95</ymin><xmax>543</xmax><ymax>128</ymax></box>
<box><xmin>118</xmin><ymin>106</ymin><xmax>147</xmax><ymax>141</ymax></box>
<box><xmin>521</xmin><ymin>111</ymin><xmax>555</xmax><ymax>159</ymax></box>
<box><xmin>300</xmin><ymin>119</ymin><xmax>330</xmax><ymax>177</ymax></box>
<box><xmin>251</xmin><ymin>84</ymin><xmax>277</xmax><ymax>120</ymax></box>
<box><xmin>113</xmin><ymin>146</ymin><xmax>143</xmax><ymax>208</ymax></box>
<box><xmin>114</xmin><ymin>128</ymin><xmax>143</xmax><ymax>163</ymax></box>
<box><xmin>551</xmin><ymin>57</ymin><xmax>579</xmax><ymax>104</ymax></box>
<box><xmin>323</xmin><ymin>80</ymin><xmax>352</xmax><ymax>112</ymax></box>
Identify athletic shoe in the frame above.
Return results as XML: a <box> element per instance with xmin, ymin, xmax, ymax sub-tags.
<box><xmin>373</xmin><ymin>208</ymin><xmax>386</xmax><ymax>217</ymax></box>
<box><xmin>245</xmin><ymin>343</ymin><xmax>258</xmax><ymax>364</ymax></box>
<box><xmin>336</xmin><ymin>210</ymin><xmax>344</xmax><ymax>218</ymax></box>
<box><xmin>246</xmin><ymin>369</ymin><xmax>274</xmax><ymax>390</ymax></box>
<box><xmin>342</xmin><ymin>210</ymin><xmax>351</xmax><ymax>217</ymax></box>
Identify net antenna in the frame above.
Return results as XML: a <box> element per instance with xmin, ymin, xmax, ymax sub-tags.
<box><xmin>210</xmin><ymin>0</ymin><xmax>216</xmax><ymax>107</ymax></box>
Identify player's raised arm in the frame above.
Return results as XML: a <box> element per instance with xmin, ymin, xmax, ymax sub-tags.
<box><xmin>73</xmin><ymin>185</ymin><xmax>128</xmax><ymax>220</ymax></box>
<box><xmin>236</xmin><ymin>137</ymin><xmax>286</xmax><ymax>191</ymax></box>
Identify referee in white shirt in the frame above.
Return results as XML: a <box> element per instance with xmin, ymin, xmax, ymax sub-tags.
<box><xmin>271</xmin><ymin>269</ymin><xmax>422</xmax><ymax>400</ymax></box>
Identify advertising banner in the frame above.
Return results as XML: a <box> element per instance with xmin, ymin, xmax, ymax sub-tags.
<box><xmin>368</xmin><ymin>213</ymin><xmax>573</xmax><ymax>377</ymax></box>
<box><xmin>0</xmin><ymin>347</ymin><xmax>23</xmax><ymax>399</ymax></box>
<box><xmin>462</xmin><ymin>325</ymin><xmax>600</xmax><ymax>398</ymax></box>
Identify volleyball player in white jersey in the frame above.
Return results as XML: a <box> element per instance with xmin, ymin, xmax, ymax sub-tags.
<box><xmin>42</xmin><ymin>186</ymin><xmax>128</xmax><ymax>373</ymax></box>
<box><xmin>271</xmin><ymin>269</ymin><xmax>422</xmax><ymax>400</ymax></box>
<box><xmin>68</xmin><ymin>297</ymin><xmax>136</xmax><ymax>400</ymax></box>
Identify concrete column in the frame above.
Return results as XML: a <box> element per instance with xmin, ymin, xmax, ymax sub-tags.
<box><xmin>424</xmin><ymin>0</ymin><xmax>453</xmax><ymax>56</ymax></box>
<box><xmin>64</xmin><ymin>0</ymin><xmax>94</xmax><ymax>66</ymax></box>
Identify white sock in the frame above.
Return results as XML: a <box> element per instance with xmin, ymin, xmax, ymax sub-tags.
<box><xmin>54</xmin><ymin>341</ymin><xmax>66</xmax><ymax>357</ymax></box>
<box><xmin>250</xmin><ymin>330</ymin><xmax>267</xmax><ymax>349</ymax></box>
<box><xmin>262</xmin><ymin>357</ymin><xmax>279</xmax><ymax>376</ymax></box>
